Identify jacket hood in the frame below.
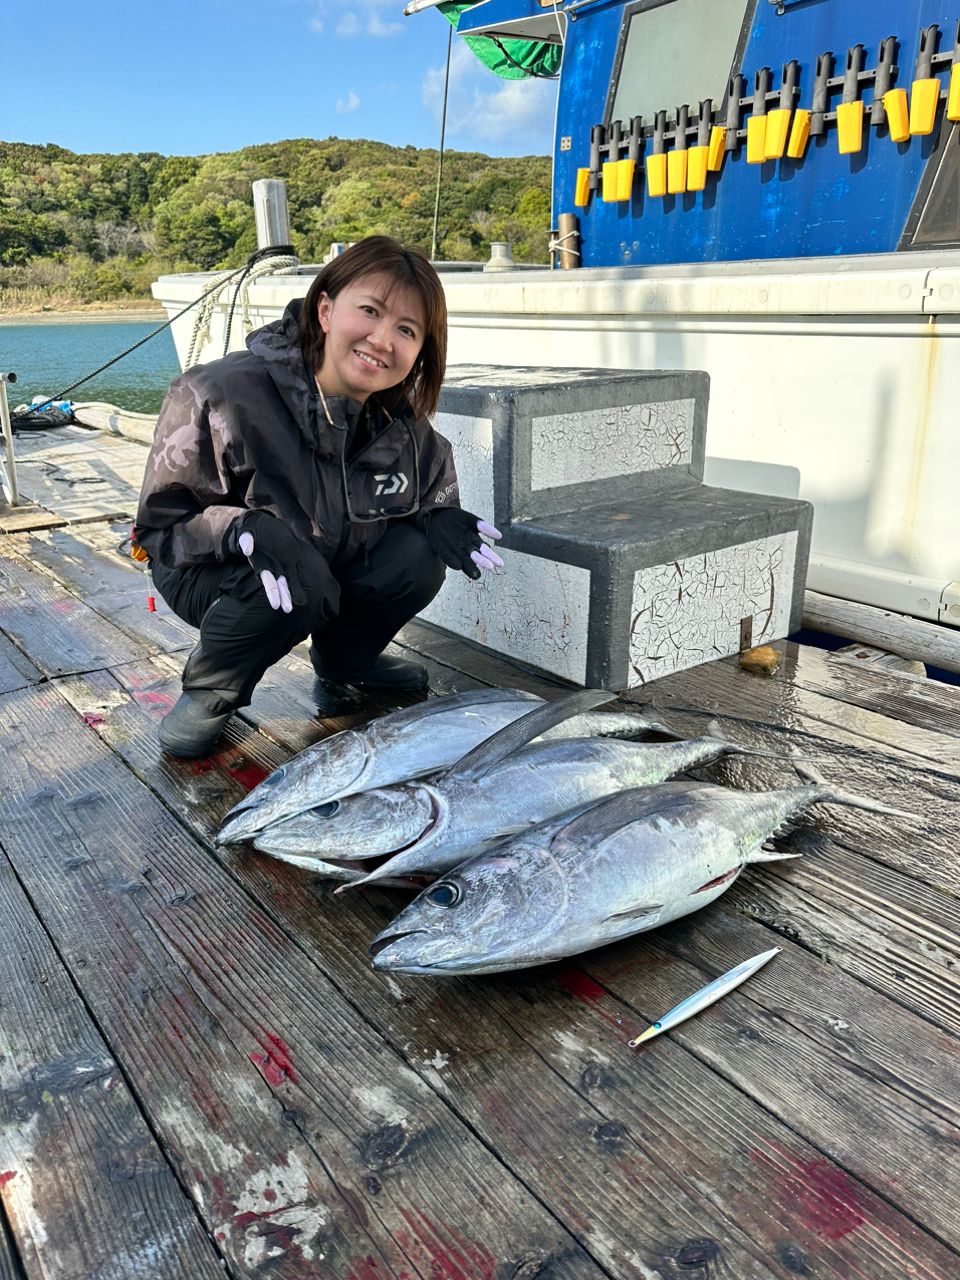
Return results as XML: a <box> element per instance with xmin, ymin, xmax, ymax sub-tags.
<box><xmin>246</xmin><ymin>298</ymin><xmax>332</xmax><ymax>453</ymax></box>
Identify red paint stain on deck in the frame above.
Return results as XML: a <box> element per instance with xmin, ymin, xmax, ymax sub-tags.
<box><xmin>191</xmin><ymin>759</ymin><xmax>214</xmax><ymax>775</ymax></box>
<box><xmin>82</xmin><ymin>712</ymin><xmax>106</xmax><ymax>727</ymax></box>
<box><xmin>555</xmin><ymin>968</ymin><xmax>642</xmax><ymax>1043</ymax></box>
<box><xmin>52</xmin><ymin>599</ymin><xmax>79</xmax><ymax>614</ymax></box>
<box><xmin>227</xmin><ymin>759</ymin><xmax>270</xmax><ymax>792</ymax></box>
<box><xmin>263</xmin><ymin>1188</ymin><xmax>277</xmax><ymax>1203</ymax></box>
<box><xmin>750</xmin><ymin>1148</ymin><xmax>866</xmax><ymax>1240</ymax></box>
<box><xmin>396</xmin><ymin>1208</ymin><xmax>497</xmax><ymax>1280</ymax></box>
<box><xmin>0</xmin><ymin>1171</ymin><xmax>16</xmax><ymax>1187</ymax></box>
<box><xmin>249</xmin><ymin>1032</ymin><xmax>296</xmax><ymax>1086</ymax></box>
<box><xmin>134</xmin><ymin>689</ymin><xmax>176</xmax><ymax>714</ymax></box>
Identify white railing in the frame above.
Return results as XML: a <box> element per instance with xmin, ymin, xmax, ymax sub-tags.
<box><xmin>0</xmin><ymin>372</ymin><xmax>19</xmax><ymax>506</ymax></box>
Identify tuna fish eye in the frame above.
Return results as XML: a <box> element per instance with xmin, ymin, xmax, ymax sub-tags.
<box><xmin>426</xmin><ymin>881</ymin><xmax>461</xmax><ymax>908</ymax></box>
<box><xmin>315</xmin><ymin>800</ymin><xmax>340</xmax><ymax>818</ymax></box>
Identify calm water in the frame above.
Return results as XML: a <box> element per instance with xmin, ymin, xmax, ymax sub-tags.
<box><xmin>0</xmin><ymin>319</ymin><xmax>182</xmax><ymax>414</ymax></box>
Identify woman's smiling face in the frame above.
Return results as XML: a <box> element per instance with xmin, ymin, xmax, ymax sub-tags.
<box><xmin>316</xmin><ymin>271</ymin><xmax>426</xmax><ymax>404</ymax></box>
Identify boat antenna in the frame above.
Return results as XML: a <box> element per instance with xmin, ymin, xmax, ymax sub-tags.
<box><xmin>431</xmin><ymin>25</ymin><xmax>453</xmax><ymax>261</ymax></box>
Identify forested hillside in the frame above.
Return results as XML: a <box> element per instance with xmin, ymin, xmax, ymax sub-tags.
<box><xmin>0</xmin><ymin>138</ymin><xmax>552</xmax><ymax>311</ymax></box>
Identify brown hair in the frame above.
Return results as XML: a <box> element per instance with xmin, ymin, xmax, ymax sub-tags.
<box><xmin>299</xmin><ymin>236</ymin><xmax>447</xmax><ymax>418</ymax></box>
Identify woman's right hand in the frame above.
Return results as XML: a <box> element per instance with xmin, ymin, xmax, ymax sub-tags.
<box><xmin>229</xmin><ymin>511</ymin><xmax>309</xmax><ymax>612</ymax></box>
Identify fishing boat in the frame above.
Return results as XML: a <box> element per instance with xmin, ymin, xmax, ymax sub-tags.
<box><xmin>152</xmin><ymin>0</ymin><xmax>960</xmax><ymax>639</ymax></box>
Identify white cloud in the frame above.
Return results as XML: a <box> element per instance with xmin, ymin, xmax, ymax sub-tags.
<box><xmin>367</xmin><ymin>11</ymin><xmax>402</xmax><ymax>37</ymax></box>
<box><xmin>336</xmin><ymin>13</ymin><xmax>361</xmax><ymax>37</ymax></box>
<box><xmin>336</xmin><ymin>90</ymin><xmax>362</xmax><ymax>115</ymax></box>
<box><xmin>310</xmin><ymin>1</ymin><xmax>403</xmax><ymax>39</ymax></box>
<box><xmin>421</xmin><ymin>40</ymin><xmax>557</xmax><ymax>152</ymax></box>
<box><xmin>309</xmin><ymin>16</ymin><xmax>324</xmax><ymax>33</ymax></box>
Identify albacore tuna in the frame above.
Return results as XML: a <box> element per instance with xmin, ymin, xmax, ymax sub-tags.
<box><xmin>252</xmin><ymin>698</ymin><xmax>781</xmax><ymax>884</ymax></box>
<box><xmin>218</xmin><ymin>687</ymin><xmax>667</xmax><ymax>845</ymax></box>
<box><xmin>369</xmin><ymin>769</ymin><xmax>913</xmax><ymax>976</ymax></box>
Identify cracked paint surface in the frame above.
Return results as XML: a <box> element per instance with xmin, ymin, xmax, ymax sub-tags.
<box><xmin>531</xmin><ymin>399</ymin><xmax>695</xmax><ymax>491</ymax></box>
<box><xmin>422</xmin><ymin>411</ymin><xmax>591</xmax><ymax>683</ymax></box>
<box><xmin>628</xmin><ymin>532</ymin><xmax>798</xmax><ymax>686</ymax></box>
<box><xmin>422</xmin><ymin>551</ymin><xmax>590</xmax><ymax>684</ymax></box>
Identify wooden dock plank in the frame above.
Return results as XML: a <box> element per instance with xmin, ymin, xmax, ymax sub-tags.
<box><xmin>791</xmin><ymin>643</ymin><xmax>960</xmax><ymax>740</ymax></box>
<box><xmin>0</xmin><ymin>637</ymin><xmax>41</xmax><ymax>697</ymax></box>
<box><xmin>0</xmin><ymin>682</ymin><xmax>609</xmax><ymax>1280</ymax></box>
<box><xmin>54</xmin><ymin>662</ymin><xmax>960</xmax><ymax>1280</ymax></box>
<box><xmin>582</xmin><ymin>908</ymin><xmax>960</xmax><ymax>1252</ymax></box>
<box><xmin>726</xmin><ymin>830</ymin><xmax>960</xmax><ymax>1039</ymax></box>
<box><xmin>0</xmin><ymin>1219</ymin><xmax>20</xmax><ymax>1280</ymax></box>
<box><xmin>2</xmin><ymin>526</ymin><xmax>194</xmax><ymax>655</ymax></box>
<box><xmin>0</xmin><ymin>545</ymin><xmax>149</xmax><ymax>678</ymax></box>
<box><xmin>623</xmin><ymin>656</ymin><xmax>960</xmax><ymax>895</ymax></box>
<box><xmin>0</xmin><ymin>857</ymin><xmax>225</xmax><ymax>1280</ymax></box>
<box><xmin>10</xmin><ymin>432</ymin><xmax>141</xmax><ymax>524</ymax></box>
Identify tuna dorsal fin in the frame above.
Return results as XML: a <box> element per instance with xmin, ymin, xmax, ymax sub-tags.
<box><xmin>443</xmin><ymin>687</ymin><xmax>613</xmax><ymax>783</ymax></box>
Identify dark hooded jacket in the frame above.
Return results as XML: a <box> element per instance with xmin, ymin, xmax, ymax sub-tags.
<box><xmin>135</xmin><ymin>299</ymin><xmax>460</xmax><ymax>569</ymax></box>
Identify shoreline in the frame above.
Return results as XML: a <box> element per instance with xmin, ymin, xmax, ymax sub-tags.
<box><xmin>0</xmin><ymin>308</ymin><xmax>166</xmax><ymax>326</ymax></box>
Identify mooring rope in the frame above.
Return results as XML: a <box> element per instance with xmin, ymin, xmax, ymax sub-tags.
<box><xmin>13</xmin><ymin>246</ymin><xmax>300</xmax><ymax>428</ymax></box>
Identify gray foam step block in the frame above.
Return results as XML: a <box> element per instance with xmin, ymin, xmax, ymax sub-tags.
<box><xmin>421</xmin><ymin>487</ymin><xmax>812</xmax><ymax>691</ymax></box>
<box><xmin>515</xmin><ymin>487</ymin><xmax>813</xmax><ymax>689</ymax></box>
<box><xmin>438</xmin><ymin>365</ymin><xmax>710</xmax><ymax>520</ymax></box>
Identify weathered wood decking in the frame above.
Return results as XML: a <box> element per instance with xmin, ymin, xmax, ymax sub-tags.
<box><xmin>1</xmin><ymin>426</ymin><xmax>958</xmax><ymax>1280</ymax></box>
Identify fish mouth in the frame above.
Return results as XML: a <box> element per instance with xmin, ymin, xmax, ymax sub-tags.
<box><xmin>369</xmin><ymin>929</ymin><xmax>427</xmax><ymax>961</ymax></box>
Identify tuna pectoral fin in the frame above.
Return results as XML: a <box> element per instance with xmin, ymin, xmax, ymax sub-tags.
<box><xmin>603</xmin><ymin>901</ymin><xmax>664</xmax><ymax>923</ymax></box>
<box><xmin>444</xmin><ymin>687</ymin><xmax>613</xmax><ymax>783</ymax></box>
<box><xmin>750</xmin><ymin>847</ymin><xmax>802</xmax><ymax>864</ymax></box>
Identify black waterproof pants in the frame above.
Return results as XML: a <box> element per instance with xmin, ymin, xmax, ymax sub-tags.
<box><xmin>152</xmin><ymin>523</ymin><xmax>445</xmax><ymax>709</ymax></box>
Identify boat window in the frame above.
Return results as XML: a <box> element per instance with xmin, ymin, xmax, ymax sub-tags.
<box><xmin>610</xmin><ymin>0</ymin><xmax>751</xmax><ymax>125</ymax></box>
<box><xmin>909</xmin><ymin>126</ymin><xmax>960</xmax><ymax>247</ymax></box>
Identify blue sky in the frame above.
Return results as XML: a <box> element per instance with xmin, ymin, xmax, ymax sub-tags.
<box><xmin>5</xmin><ymin>1</ymin><xmax>556</xmax><ymax>158</ymax></box>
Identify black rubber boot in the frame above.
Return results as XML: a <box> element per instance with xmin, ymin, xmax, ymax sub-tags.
<box><xmin>309</xmin><ymin>646</ymin><xmax>429</xmax><ymax>692</ymax></box>
<box><xmin>158</xmin><ymin>689</ymin><xmax>236</xmax><ymax>758</ymax></box>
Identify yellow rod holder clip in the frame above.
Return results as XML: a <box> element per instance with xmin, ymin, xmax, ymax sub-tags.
<box><xmin>837</xmin><ymin>43</ymin><xmax>866</xmax><ymax>154</ymax></box>
<box><xmin>747</xmin><ymin>66</ymin><xmax>771</xmax><ymax>163</ymax></box>
<box><xmin>765</xmin><ymin>59</ymin><xmax>797</xmax><ymax>159</ymax></box>
<box><xmin>645</xmin><ymin>109</ymin><xmax>668</xmax><ymax>198</ymax></box>
<box><xmin>618</xmin><ymin>114</ymin><xmax>643</xmax><ymax>199</ymax></box>
<box><xmin>949</xmin><ymin>20</ymin><xmax>960</xmax><ymax>121</ymax></box>
<box><xmin>601</xmin><ymin>118</ymin><xmax>623</xmax><ymax>201</ymax></box>
<box><xmin>910</xmin><ymin>24</ymin><xmax>941</xmax><ymax>135</ymax></box>
<box><xmin>688</xmin><ymin>98</ymin><xmax>713</xmax><ymax>191</ymax></box>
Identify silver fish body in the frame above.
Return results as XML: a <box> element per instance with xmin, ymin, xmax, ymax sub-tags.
<box><xmin>255</xmin><ymin>735</ymin><xmax>744</xmax><ymax>876</ymax></box>
<box><xmin>370</xmin><ymin>778</ymin><xmax>906</xmax><ymax>975</ymax></box>
<box><xmin>219</xmin><ymin>689</ymin><xmax>666</xmax><ymax>845</ymax></box>
<box><xmin>219</xmin><ymin>688</ymin><xmax>538</xmax><ymax>844</ymax></box>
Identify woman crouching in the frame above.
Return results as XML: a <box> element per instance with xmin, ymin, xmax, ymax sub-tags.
<box><xmin>135</xmin><ymin>236</ymin><xmax>502</xmax><ymax>757</ymax></box>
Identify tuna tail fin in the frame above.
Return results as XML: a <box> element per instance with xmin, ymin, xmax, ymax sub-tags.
<box><xmin>705</xmin><ymin>721</ymin><xmax>816</xmax><ymax>764</ymax></box>
<box><xmin>789</xmin><ymin>750</ymin><xmax>917</xmax><ymax>821</ymax></box>
<box><xmin>443</xmin><ymin>687</ymin><xmax>613</xmax><ymax>783</ymax></box>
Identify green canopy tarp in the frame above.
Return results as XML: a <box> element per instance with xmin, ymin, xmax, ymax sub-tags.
<box><xmin>438</xmin><ymin>2</ymin><xmax>562</xmax><ymax>79</ymax></box>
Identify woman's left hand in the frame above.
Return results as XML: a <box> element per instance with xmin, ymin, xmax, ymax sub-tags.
<box><xmin>422</xmin><ymin>508</ymin><xmax>504</xmax><ymax>580</ymax></box>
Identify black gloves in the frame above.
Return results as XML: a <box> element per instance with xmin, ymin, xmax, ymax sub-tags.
<box><xmin>419</xmin><ymin>507</ymin><xmax>504</xmax><ymax>580</ymax></box>
<box><xmin>227</xmin><ymin>510</ymin><xmax>308</xmax><ymax>611</ymax></box>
